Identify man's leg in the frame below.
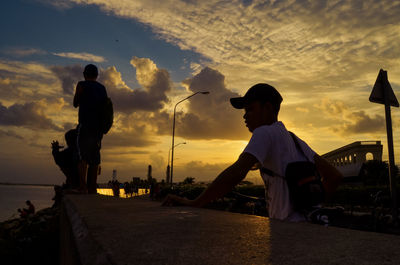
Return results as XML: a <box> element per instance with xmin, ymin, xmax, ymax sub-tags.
<box><xmin>87</xmin><ymin>135</ymin><xmax>101</xmax><ymax>194</ymax></box>
<box><xmin>87</xmin><ymin>164</ymin><xmax>99</xmax><ymax>194</ymax></box>
<box><xmin>78</xmin><ymin>125</ymin><xmax>101</xmax><ymax>194</ymax></box>
<box><xmin>78</xmin><ymin>160</ymin><xmax>88</xmax><ymax>193</ymax></box>
<box><xmin>76</xmin><ymin>124</ymin><xmax>88</xmax><ymax>193</ymax></box>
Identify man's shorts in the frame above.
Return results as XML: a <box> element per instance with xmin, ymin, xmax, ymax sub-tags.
<box><xmin>77</xmin><ymin>124</ymin><xmax>102</xmax><ymax>166</ymax></box>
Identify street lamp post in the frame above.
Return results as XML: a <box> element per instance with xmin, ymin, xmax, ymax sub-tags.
<box><xmin>170</xmin><ymin>91</ymin><xmax>209</xmax><ymax>185</ymax></box>
<box><xmin>167</xmin><ymin>142</ymin><xmax>186</xmax><ymax>183</ymax></box>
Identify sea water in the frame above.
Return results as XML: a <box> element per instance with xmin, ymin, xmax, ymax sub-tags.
<box><xmin>0</xmin><ymin>185</ymin><xmax>149</xmax><ymax>221</ymax></box>
<box><xmin>0</xmin><ymin>184</ymin><xmax>55</xmax><ymax>221</ymax></box>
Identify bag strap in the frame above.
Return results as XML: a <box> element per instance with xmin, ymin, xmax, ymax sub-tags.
<box><xmin>288</xmin><ymin>131</ymin><xmax>310</xmax><ymax>162</ymax></box>
<box><xmin>289</xmin><ymin>132</ymin><xmax>321</xmax><ymax>181</ymax></box>
<box><xmin>260</xmin><ymin>131</ymin><xmax>308</xmax><ymax>177</ymax></box>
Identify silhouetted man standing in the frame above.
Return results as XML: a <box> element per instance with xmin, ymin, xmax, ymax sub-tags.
<box><xmin>74</xmin><ymin>64</ymin><xmax>107</xmax><ymax>194</ymax></box>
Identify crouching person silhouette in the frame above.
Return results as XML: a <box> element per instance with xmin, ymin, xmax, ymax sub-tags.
<box><xmin>51</xmin><ymin>129</ymin><xmax>79</xmax><ymax>190</ymax></box>
<box><xmin>18</xmin><ymin>200</ymin><xmax>35</xmax><ymax>218</ymax></box>
<box><xmin>163</xmin><ymin>83</ymin><xmax>342</xmax><ymax>222</ymax></box>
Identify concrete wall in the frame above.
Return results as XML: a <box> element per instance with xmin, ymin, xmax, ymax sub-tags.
<box><xmin>60</xmin><ymin>201</ymin><xmax>81</xmax><ymax>265</ymax></box>
<box><xmin>60</xmin><ymin>196</ymin><xmax>114</xmax><ymax>265</ymax></box>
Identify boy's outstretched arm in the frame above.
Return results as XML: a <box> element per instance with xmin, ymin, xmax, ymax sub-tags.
<box><xmin>163</xmin><ymin>152</ymin><xmax>258</xmax><ymax>207</ymax></box>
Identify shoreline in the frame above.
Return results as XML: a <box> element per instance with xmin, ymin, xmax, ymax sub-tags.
<box><xmin>0</xmin><ymin>182</ymin><xmax>56</xmax><ymax>187</ymax></box>
<box><xmin>0</xmin><ymin>184</ymin><xmax>56</xmax><ymax>222</ymax></box>
<box><xmin>1</xmin><ymin>205</ymin><xmax>60</xmax><ymax>265</ymax></box>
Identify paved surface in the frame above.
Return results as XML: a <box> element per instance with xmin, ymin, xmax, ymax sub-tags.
<box><xmin>63</xmin><ymin>194</ymin><xmax>400</xmax><ymax>265</ymax></box>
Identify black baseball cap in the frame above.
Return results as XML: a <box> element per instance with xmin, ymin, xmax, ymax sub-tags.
<box><xmin>230</xmin><ymin>83</ymin><xmax>283</xmax><ymax>110</ymax></box>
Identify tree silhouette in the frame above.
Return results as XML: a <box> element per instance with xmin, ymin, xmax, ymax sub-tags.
<box><xmin>359</xmin><ymin>160</ymin><xmax>399</xmax><ymax>186</ymax></box>
<box><xmin>182</xmin><ymin>177</ymin><xmax>195</xmax><ymax>185</ymax></box>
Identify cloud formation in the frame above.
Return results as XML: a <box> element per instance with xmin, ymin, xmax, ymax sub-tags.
<box><xmin>154</xmin><ymin>67</ymin><xmax>249</xmax><ymax>140</ymax></box>
<box><xmin>50</xmin><ymin>64</ymin><xmax>83</xmax><ymax>95</ymax></box>
<box><xmin>52</xmin><ymin>0</ymin><xmax>400</xmax><ymax>92</ymax></box>
<box><xmin>0</xmin><ymin>101</ymin><xmax>62</xmax><ymax>131</ymax></box>
<box><xmin>42</xmin><ymin>0</ymin><xmax>400</xmax><ymax>142</ymax></box>
<box><xmin>52</xmin><ymin>52</ymin><xmax>106</xmax><ymax>62</ymax></box>
<box><xmin>0</xmin><ymin>129</ymin><xmax>23</xmax><ymax>140</ymax></box>
<box><xmin>100</xmin><ymin>57</ymin><xmax>172</xmax><ymax>112</ymax></box>
<box><xmin>3</xmin><ymin>48</ymin><xmax>47</xmax><ymax>57</ymax></box>
<box><xmin>316</xmin><ymin>98</ymin><xmax>385</xmax><ymax>135</ymax></box>
<box><xmin>0</xmin><ymin>60</ymin><xmax>59</xmax><ymax>102</ymax></box>
<box><xmin>102</xmin><ymin>125</ymin><xmax>157</xmax><ymax>148</ymax></box>
<box><xmin>340</xmin><ymin>111</ymin><xmax>385</xmax><ymax>135</ymax></box>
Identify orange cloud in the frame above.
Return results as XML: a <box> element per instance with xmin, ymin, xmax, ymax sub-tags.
<box><xmin>101</xmin><ymin>58</ymin><xmax>172</xmax><ymax>112</ymax></box>
<box><xmin>53</xmin><ymin>0</ymin><xmax>400</xmax><ymax>94</ymax></box>
<box><xmin>150</xmin><ymin>67</ymin><xmax>250</xmax><ymax>140</ymax></box>
<box><xmin>316</xmin><ymin>98</ymin><xmax>385</xmax><ymax>135</ymax></box>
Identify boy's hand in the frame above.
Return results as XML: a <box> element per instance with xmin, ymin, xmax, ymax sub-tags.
<box><xmin>51</xmin><ymin>140</ymin><xmax>64</xmax><ymax>150</ymax></box>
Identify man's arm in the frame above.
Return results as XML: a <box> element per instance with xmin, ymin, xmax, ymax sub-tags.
<box><xmin>164</xmin><ymin>152</ymin><xmax>258</xmax><ymax>207</ymax></box>
<box><xmin>73</xmin><ymin>82</ymin><xmax>83</xmax><ymax>108</ymax></box>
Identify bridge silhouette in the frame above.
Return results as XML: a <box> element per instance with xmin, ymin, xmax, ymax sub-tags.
<box><xmin>322</xmin><ymin>141</ymin><xmax>383</xmax><ymax>177</ymax></box>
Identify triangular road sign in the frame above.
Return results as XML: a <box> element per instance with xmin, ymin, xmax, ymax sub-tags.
<box><xmin>369</xmin><ymin>69</ymin><xmax>399</xmax><ymax>224</ymax></box>
<box><xmin>369</xmin><ymin>69</ymin><xmax>399</xmax><ymax>107</ymax></box>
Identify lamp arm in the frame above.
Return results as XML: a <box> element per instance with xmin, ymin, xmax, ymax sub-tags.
<box><xmin>174</xmin><ymin>92</ymin><xmax>201</xmax><ymax>111</ymax></box>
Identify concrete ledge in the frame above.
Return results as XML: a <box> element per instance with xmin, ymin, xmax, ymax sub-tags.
<box><xmin>61</xmin><ymin>194</ymin><xmax>400</xmax><ymax>265</ymax></box>
<box><xmin>60</xmin><ymin>195</ymin><xmax>116</xmax><ymax>265</ymax></box>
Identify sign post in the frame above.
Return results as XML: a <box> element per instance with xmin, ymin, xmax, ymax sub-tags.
<box><xmin>369</xmin><ymin>69</ymin><xmax>399</xmax><ymax>224</ymax></box>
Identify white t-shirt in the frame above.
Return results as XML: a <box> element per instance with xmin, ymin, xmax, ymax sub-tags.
<box><xmin>243</xmin><ymin>121</ymin><xmax>316</xmax><ymax>222</ymax></box>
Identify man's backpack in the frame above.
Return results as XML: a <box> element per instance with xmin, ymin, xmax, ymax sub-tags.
<box><xmin>101</xmin><ymin>97</ymin><xmax>113</xmax><ymax>134</ymax></box>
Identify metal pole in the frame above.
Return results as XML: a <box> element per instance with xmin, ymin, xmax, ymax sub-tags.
<box><xmin>170</xmin><ymin>104</ymin><xmax>177</xmax><ymax>185</ymax></box>
<box><xmin>383</xmin><ymin>72</ymin><xmax>398</xmax><ymax>224</ymax></box>
<box><xmin>168</xmin><ymin>142</ymin><xmax>185</xmax><ymax>184</ymax></box>
<box><xmin>170</xmin><ymin>92</ymin><xmax>209</xmax><ymax>185</ymax></box>
<box><xmin>166</xmin><ymin>165</ymin><xmax>170</xmax><ymax>183</ymax></box>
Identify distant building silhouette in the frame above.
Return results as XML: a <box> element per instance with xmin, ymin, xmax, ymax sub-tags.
<box><xmin>322</xmin><ymin>141</ymin><xmax>383</xmax><ymax>178</ymax></box>
<box><xmin>147</xmin><ymin>165</ymin><xmax>152</xmax><ymax>182</ymax></box>
<box><xmin>112</xmin><ymin>169</ymin><xmax>117</xmax><ymax>181</ymax></box>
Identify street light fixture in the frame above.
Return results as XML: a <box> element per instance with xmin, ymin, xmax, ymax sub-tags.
<box><xmin>170</xmin><ymin>91</ymin><xmax>209</xmax><ymax>185</ymax></box>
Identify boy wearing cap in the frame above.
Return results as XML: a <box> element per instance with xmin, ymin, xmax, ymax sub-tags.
<box><xmin>164</xmin><ymin>83</ymin><xmax>341</xmax><ymax>221</ymax></box>
<box><xmin>73</xmin><ymin>64</ymin><xmax>108</xmax><ymax>194</ymax></box>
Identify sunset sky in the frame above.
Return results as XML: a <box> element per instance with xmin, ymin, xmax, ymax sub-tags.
<box><xmin>1</xmin><ymin>0</ymin><xmax>399</xmax><ymax>185</ymax></box>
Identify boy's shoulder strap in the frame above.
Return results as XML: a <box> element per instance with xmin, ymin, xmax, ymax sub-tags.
<box><xmin>260</xmin><ymin>131</ymin><xmax>309</xmax><ymax>177</ymax></box>
<box><xmin>288</xmin><ymin>131</ymin><xmax>309</xmax><ymax>162</ymax></box>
